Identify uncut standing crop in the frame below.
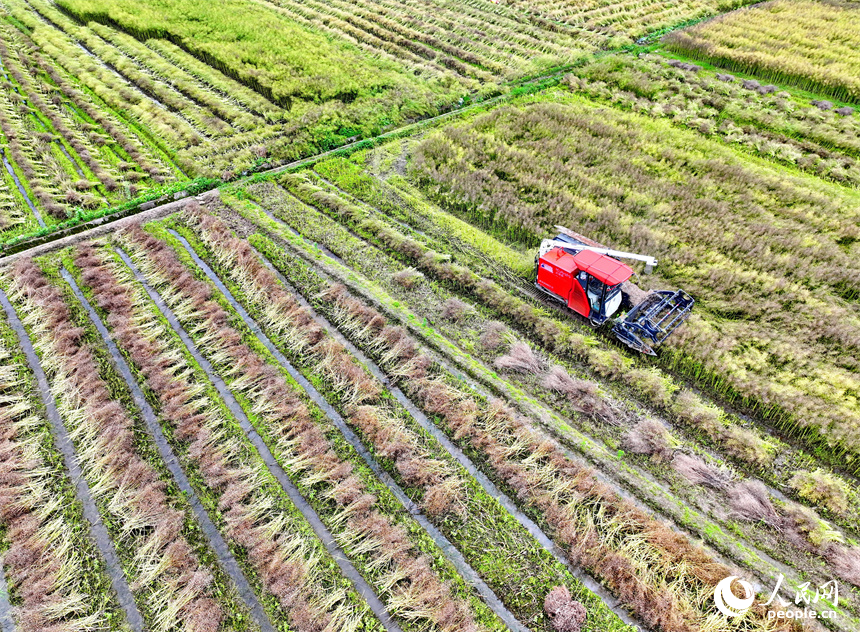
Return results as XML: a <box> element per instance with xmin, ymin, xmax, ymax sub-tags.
<box><xmin>408</xmin><ymin>96</ymin><xmax>860</xmax><ymax>471</ymax></box>
<box><xmin>665</xmin><ymin>0</ymin><xmax>860</xmax><ymax>103</ymax></box>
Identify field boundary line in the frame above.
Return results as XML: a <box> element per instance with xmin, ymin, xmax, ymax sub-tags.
<box><xmin>0</xmin><ymin>190</ymin><xmax>218</xmax><ymax>265</ymax></box>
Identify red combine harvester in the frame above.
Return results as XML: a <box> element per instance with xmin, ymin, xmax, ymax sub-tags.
<box><xmin>535</xmin><ymin>226</ymin><xmax>694</xmax><ymax>355</ymax></box>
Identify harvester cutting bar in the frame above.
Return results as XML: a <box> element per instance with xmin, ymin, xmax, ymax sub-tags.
<box><xmin>612</xmin><ymin>290</ymin><xmax>694</xmax><ymax>355</ymax></box>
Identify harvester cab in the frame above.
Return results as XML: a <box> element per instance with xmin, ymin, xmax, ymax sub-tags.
<box><xmin>534</xmin><ymin>230</ymin><xmax>694</xmax><ymax>355</ymax></box>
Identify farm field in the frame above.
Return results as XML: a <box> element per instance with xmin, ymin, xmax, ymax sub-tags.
<box><xmin>0</xmin><ymin>0</ymin><xmax>765</xmax><ymax>246</ymax></box>
<box><xmin>665</xmin><ymin>0</ymin><xmax>860</xmax><ymax>103</ymax></box>
<box><xmin>1</xmin><ymin>0</ymin><xmax>860</xmax><ymax>632</ymax></box>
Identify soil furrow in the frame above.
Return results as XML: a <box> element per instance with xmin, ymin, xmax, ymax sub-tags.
<box><xmin>0</xmin><ymin>557</ymin><xmax>14</xmax><ymax>632</ymax></box>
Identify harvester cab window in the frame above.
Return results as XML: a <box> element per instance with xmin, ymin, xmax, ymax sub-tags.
<box><xmin>586</xmin><ymin>275</ymin><xmax>608</xmax><ymax>312</ymax></box>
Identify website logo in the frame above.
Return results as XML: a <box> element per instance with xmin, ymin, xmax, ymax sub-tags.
<box><xmin>713</xmin><ymin>574</ymin><xmax>840</xmax><ymax>621</ymax></box>
<box><xmin>714</xmin><ymin>576</ymin><xmax>755</xmax><ymax>617</ymax></box>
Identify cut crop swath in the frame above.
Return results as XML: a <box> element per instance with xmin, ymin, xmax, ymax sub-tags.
<box><xmin>73</xmin><ymin>241</ymin><xmax>383</xmax><ymax>632</ymax></box>
<box><xmin>118</xmin><ymin>224</ymin><xmax>499</xmax><ymax>632</ymax></box>
<box><xmin>0</xmin><ymin>324</ymin><xmax>123</xmax><ymax>631</ymax></box>
<box><xmin>2</xmin><ymin>258</ymin><xmax>226</xmax><ymax>631</ymax></box>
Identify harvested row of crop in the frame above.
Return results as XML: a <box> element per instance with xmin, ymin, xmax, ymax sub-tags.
<box><xmin>2</xmin><ymin>258</ymin><xmax>222</xmax><ymax>631</ymax></box>
<box><xmin>0</xmin><ymin>181</ymin><xmax>26</xmax><ymax>231</ymax></box>
<box><xmin>502</xmin><ymin>0</ymin><xmax>756</xmax><ymax>43</ymax></box>
<box><xmin>24</xmin><ymin>0</ymin><xmax>227</xmax><ymax>140</ymax></box>
<box><xmin>489</xmin><ymin>335</ymin><xmax>860</xmax><ymax>596</ymax></box>
<box><xmin>0</xmin><ymin>27</ymin><xmax>122</xmax><ymax>197</ymax></box>
<box><xmin>144</xmin><ymin>38</ymin><xmax>285</xmax><ymax>123</ymax></box>
<box><xmin>0</xmin><ymin>328</ymin><xmax>121</xmax><ymax>631</ymax></box>
<box><xmin>10</xmin><ymin>25</ymin><xmax>172</xmax><ymax>182</ymax></box>
<box><xmin>568</xmin><ymin>54</ymin><xmax>860</xmax><ymax>187</ymax></box>
<box><xmin>88</xmin><ymin>22</ymin><xmax>258</xmax><ymax>131</ymax></box>
<box><xmin>3</xmin><ymin>0</ymin><xmax>200</xmax><ymax>164</ymax></box>
<box><xmin>261</xmin><ymin>0</ymin><xmax>493</xmax><ymax>84</ymax></box>
<box><xmin>184</xmin><ymin>208</ymin><xmax>466</xmax><ymax>516</ymax></box>
<box><xmin>497</xmin><ymin>332</ymin><xmax>860</xmax><ymax>593</ymax></box>
<box><xmin>119</xmin><ymin>224</ymin><xmax>491</xmax><ymax>632</ymax></box>
<box><xmin>0</xmin><ymin>79</ymin><xmax>61</xmax><ymax>220</ymax></box>
<box><xmin>72</xmin><ymin>241</ymin><xmax>377</xmax><ymax>632</ymax></box>
<box><xmin>249</xmin><ymin>231</ymin><xmax>799</xmax><ymax>632</ymax></box>
<box><xmin>180</xmin><ymin>206</ymin><xmax>636</xmax><ymax>631</ymax></box>
<box><xmin>264</xmin><ymin>0</ymin><xmax>588</xmax><ymax>81</ymax></box>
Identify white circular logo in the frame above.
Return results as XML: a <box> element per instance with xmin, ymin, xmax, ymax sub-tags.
<box><xmin>714</xmin><ymin>576</ymin><xmax>755</xmax><ymax>617</ymax></box>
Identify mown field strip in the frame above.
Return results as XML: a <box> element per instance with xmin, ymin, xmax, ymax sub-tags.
<box><xmin>168</xmin><ymin>227</ymin><xmax>528</xmax><ymax>632</ymax></box>
<box><xmin>0</xmin><ymin>559</ymin><xmax>13</xmax><ymax>632</ymax></box>
<box><xmin>241</xmin><ymin>199</ymin><xmax>848</xmax><ymax>630</ymax></box>
<box><xmin>60</xmin><ymin>267</ymin><xmax>276</xmax><ymax>632</ymax></box>
<box><xmin>250</xmin><ymin>242</ymin><xmax>645</xmax><ymax>631</ymax></box>
<box><xmin>0</xmin><ymin>152</ymin><xmax>43</xmax><ymax>229</ymax></box>
<box><xmin>0</xmin><ymin>286</ymin><xmax>144</xmax><ymax>632</ymax></box>
<box><xmin>175</xmin><ymin>209</ymin><xmax>642</xmax><ymax>631</ymax></box>
<box><xmin>113</xmin><ymin>245</ymin><xmax>403</xmax><ymax>632</ymax></box>
<box><xmin>73</xmin><ymin>241</ymin><xmax>382</xmax><ymax>631</ymax></box>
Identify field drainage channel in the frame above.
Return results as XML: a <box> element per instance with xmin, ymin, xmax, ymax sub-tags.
<box><xmin>60</xmin><ymin>267</ymin><xmax>277</xmax><ymax>632</ymax></box>
<box><xmin>0</xmin><ymin>555</ymin><xmax>14</xmax><ymax>632</ymax></box>
<box><xmin>113</xmin><ymin>246</ymin><xmax>404</xmax><ymax>632</ymax></box>
<box><xmin>0</xmin><ymin>286</ymin><xmax>144</xmax><ymax>632</ymax></box>
<box><xmin>251</xmin><ymin>245</ymin><xmax>646</xmax><ymax>631</ymax></box>
<box><xmin>0</xmin><ymin>149</ymin><xmax>44</xmax><ymax>228</ymax></box>
<box><xmin>168</xmin><ymin>229</ymin><xmax>529</xmax><ymax>632</ymax></box>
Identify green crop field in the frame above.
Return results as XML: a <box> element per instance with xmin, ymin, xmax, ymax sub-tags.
<box><xmin>0</xmin><ymin>1</ymin><xmax>858</xmax><ymax>632</ymax></box>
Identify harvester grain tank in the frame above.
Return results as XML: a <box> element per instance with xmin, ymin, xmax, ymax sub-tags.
<box><xmin>534</xmin><ymin>226</ymin><xmax>694</xmax><ymax>355</ymax></box>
